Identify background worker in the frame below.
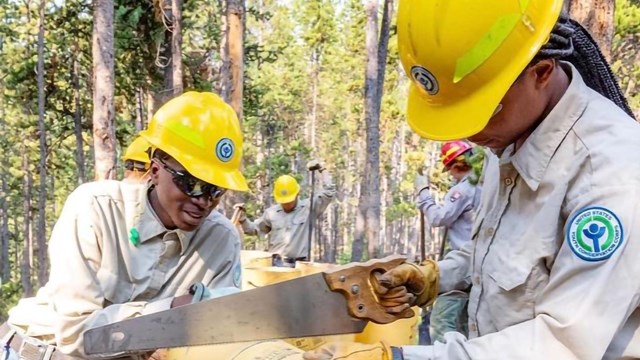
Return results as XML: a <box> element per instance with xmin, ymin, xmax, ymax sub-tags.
<box><xmin>415</xmin><ymin>140</ymin><xmax>482</xmax><ymax>344</ymax></box>
<box><xmin>2</xmin><ymin>92</ymin><xmax>248</xmax><ymax>359</ymax></box>
<box><xmin>305</xmin><ymin>0</ymin><xmax>640</xmax><ymax>359</ymax></box>
<box><xmin>122</xmin><ymin>136</ymin><xmax>151</xmax><ymax>183</ymax></box>
<box><xmin>239</xmin><ymin>160</ymin><xmax>336</xmax><ymax>267</ymax></box>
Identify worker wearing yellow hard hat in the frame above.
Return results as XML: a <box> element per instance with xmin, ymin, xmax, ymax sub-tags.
<box><xmin>3</xmin><ymin>92</ymin><xmax>247</xmax><ymax>358</ymax></box>
<box><xmin>306</xmin><ymin>0</ymin><xmax>639</xmax><ymax>359</ymax></box>
<box><xmin>238</xmin><ymin>161</ymin><xmax>336</xmax><ymax>267</ymax></box>
<box><xmin>122</xmin><ymin>136</ymin><xmax>151</xmax><ymax>183</ymax></box>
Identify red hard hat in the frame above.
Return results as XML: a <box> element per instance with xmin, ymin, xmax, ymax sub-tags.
<box><xmin>441</xmin><ymin>141</ymin><xmax>472</xmax><ymax>167</ymax></box>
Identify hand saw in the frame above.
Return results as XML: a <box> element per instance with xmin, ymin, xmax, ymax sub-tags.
<box><xmin>83</xmin><ymin>255</ymin><xmax>414</xmax><ymax>356</ymax></box>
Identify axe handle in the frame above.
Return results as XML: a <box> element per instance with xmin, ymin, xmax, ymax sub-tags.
<box><xmin>420</xmin><ymin>210</ymin><xmax>426</xmax><ymax>262</ymax></box>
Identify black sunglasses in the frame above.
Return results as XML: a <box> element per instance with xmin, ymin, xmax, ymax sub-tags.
<box><xmin>154</xmin><ymin>158</ymin><xmax>227</xmax><ymax>200</ymax></box>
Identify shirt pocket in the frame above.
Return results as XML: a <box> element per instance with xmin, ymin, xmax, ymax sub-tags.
<box><xmin>270</xmin><ymin>216</ymin><xmax>287</xmax><ymax>230</ymax></box>
<box><xmin>484</xmin><ymin>252</ymin><xmax>548</xmax><ymax>329</ymax></box>
<box><xmin>97</xmin><ymin>268</ymin><xmax>134</xmax><ymax>305</ymax></box>
<box><xmin>292</xmin><ymin>208</ymin><xmax>309</xmax><ymax>225</ymax></box>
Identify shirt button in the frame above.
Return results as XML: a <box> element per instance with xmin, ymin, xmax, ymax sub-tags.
<box><xmin>474</xmin><ymin>275</ymin><xmax>481</xmax><ymax>285</ymax></box>
<box><xmin>504</xmin><ymin>177</ymin><xmax>513</xmax><ymax>186</ymax></box>
<box><xmin>470</xmin><ymin>322</ymin><xmax>478</xmax><ymax>332</ymax></box>
<box><xmin>485</xmin><ymin>227</ymin><xmax>495</xmax><ymax>237</ymax></box>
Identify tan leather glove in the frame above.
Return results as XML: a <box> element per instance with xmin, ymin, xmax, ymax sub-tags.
<box><xmin>303</xmin><ymin>342</ymin><xmax>393</xmax><ymax>360</ymax></box>
<box><xmin>378</xmin><ymin>260</ymin><xmax>439</xmax><ymax>313</ymax></box>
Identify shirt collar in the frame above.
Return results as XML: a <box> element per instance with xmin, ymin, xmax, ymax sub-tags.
<box><xmin>510</xmin><ymin>62</ymin><xmax>589</xmax><ymax>191</ymax></box>
<box><xmin>136</xmin><ymin>188</ymin><xmax>196</xmax><ymax>254</ymax></box>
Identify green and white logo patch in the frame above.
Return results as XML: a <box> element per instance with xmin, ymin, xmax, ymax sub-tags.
<box><xmin>566</xmin><ymin>206</ymin><xmax>623</xmax><ymax>262</ymax></box>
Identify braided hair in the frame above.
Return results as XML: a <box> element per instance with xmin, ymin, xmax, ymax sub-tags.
<box><xmin>532</xmin><ymin>15</ymin><xmax>635</xmax><ymax>119</ymax></box>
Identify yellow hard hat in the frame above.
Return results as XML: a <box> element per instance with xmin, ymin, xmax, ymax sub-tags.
<box><xmin>139</xmin><ymin>92</ymin><xmax>249</xmax><ymax>192</ymax></box>
<box><xmin>273</xmin><ymin>175</ymin><xmax>300</xmax><ymax>204</ymax></box>
<box><xmin>122</xmin><ymin>136</ymin><xmax>151</xmax><ymax>167</ymax></box>
<box><xmin>398</xmin><ymin>0</ymin><xmax>563</xmax><ymax>140</ymax></box>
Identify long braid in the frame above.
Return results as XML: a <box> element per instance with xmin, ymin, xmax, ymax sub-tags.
<box><xmin>533</xmin><ymin>15</ymin><xmax>635</xmax><ymax>119</ymax></box>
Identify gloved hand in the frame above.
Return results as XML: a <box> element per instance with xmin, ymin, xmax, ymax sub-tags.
<box><xmin>414</xmin><ymin>174</ymin><xmax>429</xmax><ymax>194</ymax></box>
<box><xmin>306</xmin><ymin>159</ymin><xmax>324</xmax><ymax>172</ymax></box>
<box><xmin>234</xmin><ymin>203</ymin><xmax>247</xmax><ymax>223</ymax></box>
<box><xmin>303</xmin><ymin>342</ymin><xmax>393</xmax><ymax>360</ymax></box>
<box><xmin>378</xmin><ymin>260</ymin><xmax>439</xmax><ymax>312</ymax></box>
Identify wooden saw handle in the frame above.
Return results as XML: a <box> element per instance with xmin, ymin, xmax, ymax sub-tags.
<box><xmin>322</xmin><ymin>255</ymin><xmax>415</xmax><ymax>324</ymax></box>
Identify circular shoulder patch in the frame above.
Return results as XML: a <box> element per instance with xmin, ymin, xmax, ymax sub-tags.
<box><xmin>566</xmin><ymin>206</ymin><xmax>623</xmax><ymax>262</ymax></box>
<box><xmin>411</xmin><ymin>66</ymin><xmax>439</xmax><ymax>95</ymax></box>
<box><xmin>216</xmin><ymin>138</ymin><xmax>235</xmax><ymax>162</ymax></box>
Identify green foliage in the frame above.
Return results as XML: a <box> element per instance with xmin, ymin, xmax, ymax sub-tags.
<box><xmin>0</xmin><ymin>281</ymin><xmax>22</xmax><ymax>322</ymax></box>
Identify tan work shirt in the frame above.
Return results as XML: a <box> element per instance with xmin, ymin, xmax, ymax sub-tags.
<box><xmin>7</xmin><ymin>180</ymin><xmax>242</xmax><ymax>358</ymax></box>
<box><xmin>241</xmin><ymin>174</ymin><xmax>336</xmax><ymax>259</ymax></box>
<box><xmin>403</xmin><ymin>63</ymin><xmax>640</xmax><ymax>359</ymax></box>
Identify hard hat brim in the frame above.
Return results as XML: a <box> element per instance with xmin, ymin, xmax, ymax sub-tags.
<box><xmin>274</xmin><ymin>193</ymin><xmax>298</xmax><ymax>204</ymax></box>
<box><xmin>140</xmin><ymin>131</ymin><xmax>249</xmax><ymax>192</ymax></box>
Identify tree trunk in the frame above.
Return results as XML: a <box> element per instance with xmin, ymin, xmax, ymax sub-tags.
<box><xmin>352</xmin><ymin>0</ymin><xmax>390</xmax><ymax>261</ymax></box>
<box><xmin>0</xmin><ymin>35</ymin><xmax>7</xmax><ymax>284</ymax></box>
<box><xmin>567</xmin><ymin>0</ymin><xmax>615</xmax><ymax>60</ymax></box>
<box><xmin>21</xmin><ymin>142</ymin><xmax>33</xmax><ymax>297</ymax></box>
<box><xmin>92</xmin><ymin>0</ymin><xmax>116</xmax><ymax>180</ymax></box>
<box><xmin>1</xmin><ymin>176</ymin><xmax>8</xmax><ymax>283</ymax></box>
<box><xmin>220</xmin><ymin>0</ymin><xmax>245</xmax><ymax>219</ymax></box>
<box><xmin>162</xmin><ymin>0</ymin><xmax>174</xmax><ymax>100</ymax></box>
<box><xmin>309</xmin><ymin>53</ymin><xmax>319</xmax><ymax>150</ymax></box>
<box><xmin>36</xmin><ymin>0</ymin><xmax>48</xmax><ymax>286</ymax></box>
<box><xmin>226</xmin><ymin>0</ymin><xmax>244</xmax><ymax>120</ymax></box>
<box><xmin>135</xmin><ymin>87</ymin><xmax>144</xmax><ymax>131</ymax></box>
<box><xmin>171</xmin><ymin>0</ymin><xmax>183</xmax><ymax>95</ymax></box>
<box><xmin>219</xmin><ymin>9</ymin><xmax>231</xmax><ymax>102</ymax></box>
<box><xmin>73</xmin><ymin>38</ymin><xmax>86</xmax><ymax>185</ymax></box>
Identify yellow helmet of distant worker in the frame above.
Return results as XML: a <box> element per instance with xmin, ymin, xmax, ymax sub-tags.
<box><xmin>397</xmin><ymin>0</ymin><xmax>563</xmax><ymax>140</ymax></box>
<box><xmin>123</xmin><ymin>136</ymin><xmax>151</xmax><ymax>169</ymax></box>
<box><xmin>139</xmin><ymin>92</ymin><xmax>249</xmax><ymax>191</ymax></box>
<box><xmin>273</xmin><ymin>175</ymin><xmax>300</xmax><ymax>204</ymax></box>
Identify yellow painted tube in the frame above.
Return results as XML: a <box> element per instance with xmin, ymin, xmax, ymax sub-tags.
<box><xmin>354</xmin><ymin>306</ymin><xmax>421</xmax><ymax>346</ymax></box>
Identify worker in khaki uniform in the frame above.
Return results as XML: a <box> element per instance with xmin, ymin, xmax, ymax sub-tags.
<box><xmin>2</xmin><ymin>92</ymin><xmax>249</xmax><ymax>360</ymax></box>
<box><xmin>415</xmin><ymin>141</ymin><xmax>481</xmax><ymax>344</ymax></box>
<box><xmin>239</xmin><ymin>163</ymin><xmax>336</xmax><ymax>266</ymax></box>
<box><xmin>305</xmin><ymin>1</ymin><xmax>640</xmax><ymax>359</ymax></box>
<box><xmin>122</xmin><ymin>136</ymin><xmax>151</xmax><ymax>183</ymax></box>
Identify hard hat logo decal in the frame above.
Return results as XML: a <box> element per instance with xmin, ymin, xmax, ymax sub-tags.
<box><xmin>411</xmin><ymin>66</ymin><xmax>439</xmax><ymax>95</ymax></box>
<box><xmin>281</xmin><ymin>190</ymin><xmax>288</xmax><ymax>196</ymax></box>
<box><xmin>216</xmin><ymin>138</ymin><xmax>235</xmax><ymax>162</ymax></box>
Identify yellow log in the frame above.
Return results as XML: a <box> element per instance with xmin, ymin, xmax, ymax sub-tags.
<box><xmin>240</xmin><ymin>250</ymin><xmax>273</xmax><ymax>268</ymax></box>
<box><xmin>242</xmin><ymin>266</ymin><xmax>301</xmax><ymax>289</ymax></box>
<box><xmin>354</xmin><ymin>306</ymin><xmax>421</xmax><ymax>346</ymax></box>
<box><xmin>166</xmin><ymin>340</ymin><xmax>304</xmax><ymax>360</ymax></box>
<box><xmin>294</xmin><ymin>261</ymin><xmax>334</xmax><ymax>276</ymax></box>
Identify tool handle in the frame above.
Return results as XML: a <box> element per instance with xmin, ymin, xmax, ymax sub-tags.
<box><xmin>323</xmin><ymin>255</ymin><xmax>415</xmax><ymax>324</ymax></box>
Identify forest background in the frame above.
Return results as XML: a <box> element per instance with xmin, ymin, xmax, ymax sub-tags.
<box><xmin>0</xmin><ymin>0</ymin><xmax>638</xmax><ymax>319</ymax></box>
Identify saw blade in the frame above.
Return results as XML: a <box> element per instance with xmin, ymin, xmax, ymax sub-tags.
<box><xmin>84</xmin><ymin>273</ymin><xmax>367</xmax><ymax>355</ymax></box>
